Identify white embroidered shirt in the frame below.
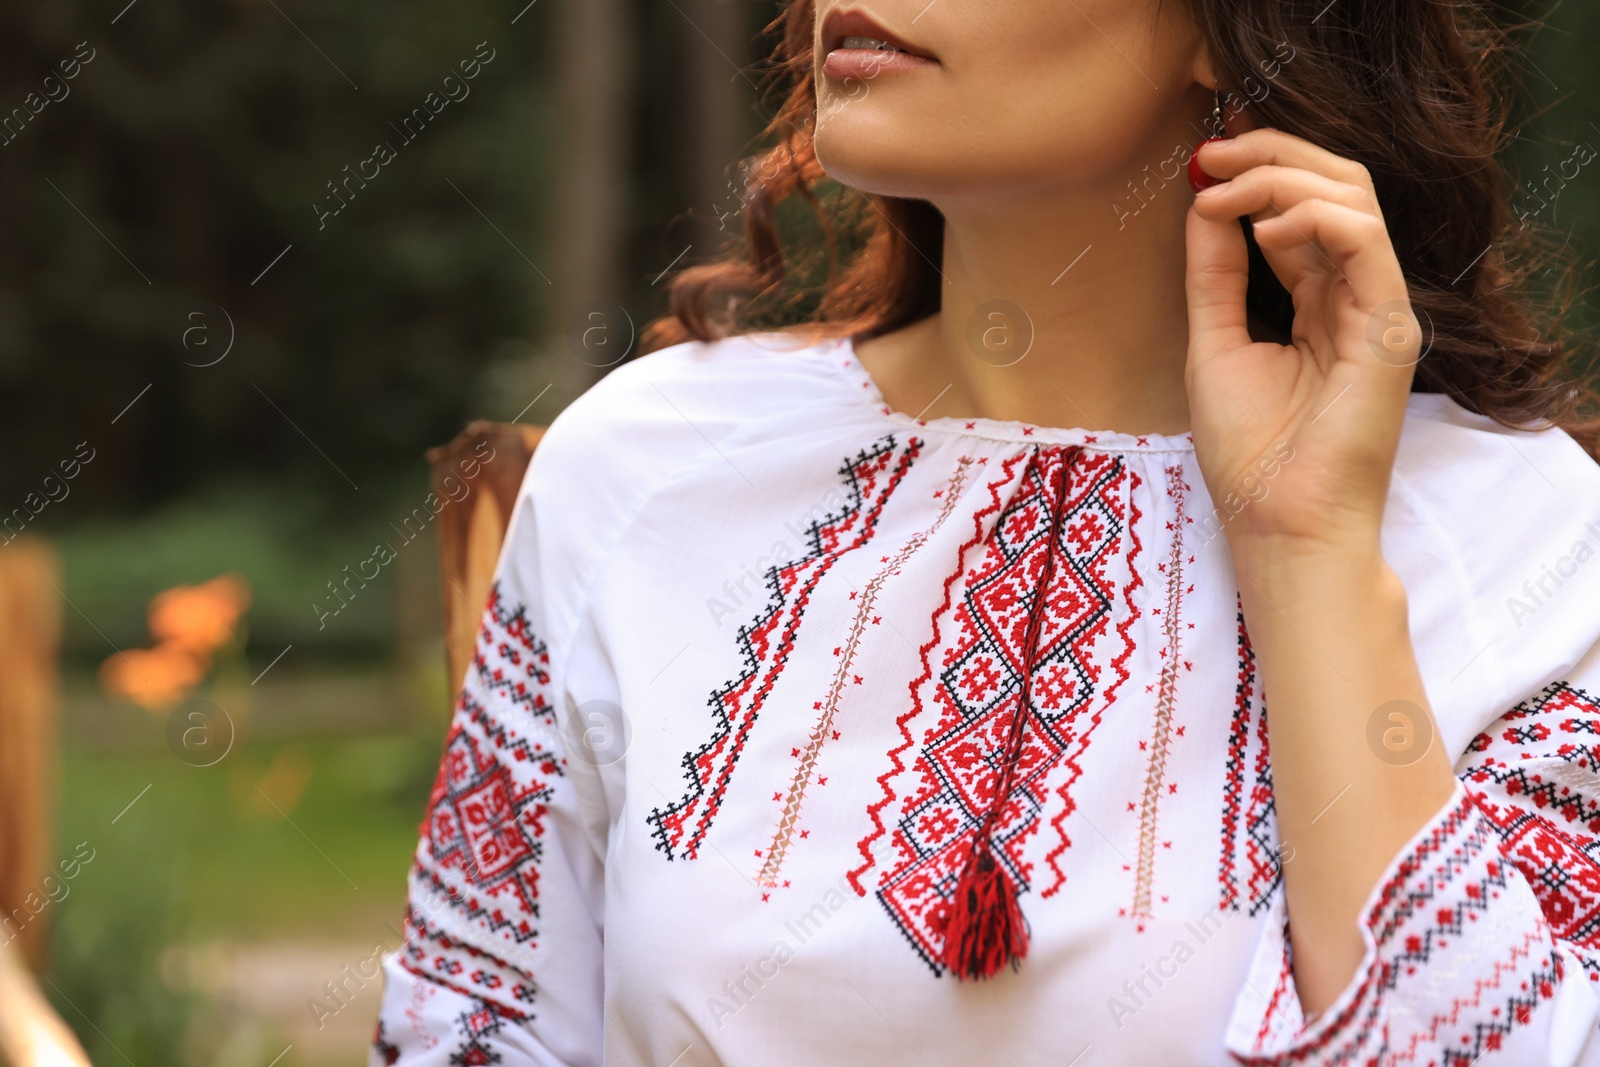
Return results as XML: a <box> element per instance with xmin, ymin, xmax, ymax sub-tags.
<box><xmin>373</xmin><ymin>331</ymin><xmax>1600</xmax><ymax>1067</ymax></box>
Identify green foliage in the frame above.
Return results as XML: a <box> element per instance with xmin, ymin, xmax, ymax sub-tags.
<box><xmin>1511</xmin><ymin>4</ymin><xmax>1600</xmax><ymax>356</ymax></box>
<box><xmin>52</xmin><ymin>475</ymin><xmax>448</xmax><ymax>662</ymax></box>
<box><xmin>47</xmin><ymin>766</ymin><xmax>207</xmax><ymax>1066</ymax></box>
<box><xmin>0</xmin><ymin>0</ymin><xmax>561</xmax><ymax>517</ymax></box>
<box><xmin>48</xmin><ymin>721</ymin><xmax>444</xmax><ymax>1065</ymax></box>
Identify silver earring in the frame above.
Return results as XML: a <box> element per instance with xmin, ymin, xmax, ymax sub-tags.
<box><xmin>1209</xmin><ymin>89</ymin><xmax>1226</xmax><ymax>139</ymax></box>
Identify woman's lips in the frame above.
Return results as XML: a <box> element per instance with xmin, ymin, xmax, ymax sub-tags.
<box><xmin>821</xmin><ymin>46</ymin><xmax>938</xmax><ymax>80</ymax></box>
<box><xmin>819</xmin><ymin>9</ymin><xmax>938</xmax><ymax>80</ymax></box>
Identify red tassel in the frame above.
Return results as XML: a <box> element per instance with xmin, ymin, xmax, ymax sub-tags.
<box><xmin>941</xmin><ymin>844</ymin><xmax>1029</xmax><ymax>980</ymax></box>
<box><xmin>938</xmin><ymin>455</ymin><xmax>1063</xmax><ymax>981</ymax></box>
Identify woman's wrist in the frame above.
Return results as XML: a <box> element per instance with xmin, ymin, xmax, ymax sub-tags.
<box><xmin>1227</xmin><ymin>532</ymin><xmax>1401</xmax><ymax>614</ymax></box>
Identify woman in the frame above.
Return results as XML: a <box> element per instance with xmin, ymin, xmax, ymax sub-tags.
<box><xmin>373</xmin><ymin>0</ymin><xmax>1600</xmax><ymax>1063</ymax></box>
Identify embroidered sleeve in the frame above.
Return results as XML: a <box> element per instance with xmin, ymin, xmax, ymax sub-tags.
<box><xmin>371</xmin><ymin>488</ymin><xmax>607</xmax><ymax>1066</ymax></box>
<box><xmin>1224</xmin><ymin>677</ymin><xmax>1600</xmax><ymax>1065</ymax></box>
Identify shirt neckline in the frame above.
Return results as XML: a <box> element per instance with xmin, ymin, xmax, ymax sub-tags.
<box><xmin>827</xmin><ymin>335</ymin><xmax>1198</xmax><ymax>453</ymax></box>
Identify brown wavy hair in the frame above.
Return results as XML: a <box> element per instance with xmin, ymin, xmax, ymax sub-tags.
<box><xmin>640</xmin><ymin>0</ymin><xmax>1600</xmax><ymax>457</ymax></box>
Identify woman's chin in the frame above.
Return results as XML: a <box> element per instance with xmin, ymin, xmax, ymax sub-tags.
<box><xmin>815</xmin><ymin>141</ymin><xmax>955</xmax><ymax>200</ymax></box>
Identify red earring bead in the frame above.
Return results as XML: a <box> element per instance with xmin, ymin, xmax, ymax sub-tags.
<box><xmin>1187</xmin><ymin>137</ymin><xmax>1228</xmax><ymax>193</ymax></box>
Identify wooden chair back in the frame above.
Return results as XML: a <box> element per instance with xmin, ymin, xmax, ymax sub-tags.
<box><xmin>425</xmin><ymin>421</ymin><xmax>545</xmax><ymax>698</ymax></box>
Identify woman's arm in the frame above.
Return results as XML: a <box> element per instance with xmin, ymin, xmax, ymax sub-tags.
<box><xmin>1229</xmin><ymin>534</ymin><xmax>1455</xmax><ymax>1015</ymax></box>
<box><xmin>1185</xmin><ymin>125</ymin><xmax>1600</xmax><ymax>1062</ymax></box>
<box><xmin>1186</xmin><ymin>121</ymin><xmax>1461</xmax><ymax>1011</ymax></box>
<box><xmin>1220</xmin><ymin>634</ymin><xmax>1600</xmax><ymax>1065</ymax></box>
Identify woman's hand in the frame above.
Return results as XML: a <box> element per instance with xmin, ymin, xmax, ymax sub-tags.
<box><xmin>1183</xmin><ymin>125</ymin><xmax>1458</xmax><ymax>1018</ymax></box>
<box><xmin>1183</xmin><ymin>126</ymin><xmax>1423</xmax><ymax>560</ymax></box>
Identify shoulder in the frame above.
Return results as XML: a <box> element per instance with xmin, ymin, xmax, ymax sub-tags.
<box><xmin>537</xmin><ymin>329</ymin><xmax>836</xmax><ymax>462</ymax></box>
<box><xmin>1390</xmin><ymin>391</ymin><xmax>1600</xmax><ymax>753</ymax></box>
<box><xmin>525</xmin><ymin>328</ymin><xmax>843</xmax><ymax>505</ymax></box>
<box><xmin>1391</xmin><ymin>391</ymin><xmax>1600</xmax><ymax>572</ymax></box>
<box><xmin>502</xmin><ymin>330</ymin><xmax>844</xmax><ymax>641</ymax></box>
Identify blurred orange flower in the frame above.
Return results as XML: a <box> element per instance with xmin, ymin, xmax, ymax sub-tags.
<box><xmin>149</xmin><ymin>573</ymin><xmax>252</xmax><ymax>652</ymax></box>
<box><xmin>101</xmin><ymin>573</ymin><xmax>252</xmax><ymax>711</ymax></box>
<box><xmin>99</xmin><ymin>646</ymin><xmax>209</xmax><ymax>710</ymax></box>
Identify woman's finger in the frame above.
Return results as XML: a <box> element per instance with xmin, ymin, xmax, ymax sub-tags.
<box><xmin>1251</xmin><ymin>200</ymin><xmax>1422</xmax><ymax>394</ymax></box>
<box><xmin>1184</xmin><ymin>200</ymin><xmax>1254</xmax><ymax>367</ymax></box>
<box><xmin>1195</xmin><ymin>127</ymin><xmax>1375</xmax><ymax>191</ymax></box>
<box><xmin>1247</xmin><ymin>199</ymin><xmax>1408</xmax><ymax>312</ymax></box>
<box><xmin>1192</xmin><ymin>164</ymin><xmax>1381</xmax><ymax>225</ymax></box>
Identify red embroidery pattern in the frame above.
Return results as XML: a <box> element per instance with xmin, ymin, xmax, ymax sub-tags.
<box><xmin>1359</xmin><ymin>797</ymin><xmax>1558</xmax><ymax>1066</ymax></box>
<box><xmin>851</xmin><ymin>446</ymin><xmax>1137</xmax><ymax>972</ymax></box>
<box><xmin>379</xmin><ymin>995</ymin><xmax>513</xmax><ymax>1067</ymax></box>
<box><xmin>1462</xmin><ymin>680</ymin><xmax>1600</xmax><ymax>978</ymax></box>
<box><xmin>1040</xmin><ymin>468</ymin><xmax>1142</xmax><ymax>900</ymax></box>
<box><xmin>371</xmin><ymin>1020</ymin><xmax>400</xmax><ymax>1065</ymax></box>
<box><xmin>1218</xmin><ymin>596</ymin><xmax>1279</xmax><ymax>914</ymax></box>
<box><xmin>849</xmin><ymin>454</ymin><xmax>1027</xmax><ymax>894</ymax></box>
<box><xmin>756</xmin><ymin>457</ymin><xmax>977</xmax><ymax>889</ymax></box>
<box><xmin>402</xmin><ymin>581</ymin><xmax>558</xmax><ymax>1018</ymax></box>
<box><xmin>1236</xmin><ymin>793</ymin><xmax>1558</xmax><ymax>1066</ymax></box>
<box><xmin>1387</xmin><ymin>928</ymin><xmax>1550</xmax><ymax>1066</ymax></box>
<box><xmin>649</xmin><ymin>435</ymin><xmax>919</xmax><ymax>860</ymax></box>
<box><xmin>1128</xmin><ymin>463</ymin><xmax>1192</xmax><ymax>928</ymax></box>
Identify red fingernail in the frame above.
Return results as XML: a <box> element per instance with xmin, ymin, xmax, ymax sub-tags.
<box><xmin>1187</xmin><ymin>137</ymin><xmax>1228</xmax><ymax>194</ymax></box>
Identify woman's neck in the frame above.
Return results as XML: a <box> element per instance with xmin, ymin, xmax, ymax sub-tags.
<box><xmin>855</xmin><ymin>151</ymin><xmax>1210</xmax><ymax>438</ymax></box>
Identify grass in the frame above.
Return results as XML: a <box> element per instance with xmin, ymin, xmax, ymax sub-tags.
<box><xmin>43</xmin><ymin>663</ymin><xmax>453</xmax><ymax>1066</ymax></box>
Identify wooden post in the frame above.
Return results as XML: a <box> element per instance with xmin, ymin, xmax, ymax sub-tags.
<box><xmin>0</xmin><ymin>539</ymin><xmax>61</xmax><ymax>970</ymax></box>
<box><xmin>425</xmin><ymin>421</ymin><xmax>544</xmax><ymax>705</ymax></box>
<box><xmin>0</xmin><ymin>539</ymin><xmax>89</xmax><ymax>1066</ymax></box>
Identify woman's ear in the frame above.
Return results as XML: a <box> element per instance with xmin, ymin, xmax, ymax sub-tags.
<box><xmin>1191</xmin><ymin>32</ymin><xmax>1219</xmax><ymax>94</ymax></box>
<box><xmin>1190</xmin><ymin>47</ymin><xmax>1261</xmax><ymax>137</ymax></box>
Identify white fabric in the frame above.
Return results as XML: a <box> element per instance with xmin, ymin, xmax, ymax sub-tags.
<box><xmin>371</xmin><ymin>331</ymin><xmax>1600</xmax><ymax>1066</ymax></box>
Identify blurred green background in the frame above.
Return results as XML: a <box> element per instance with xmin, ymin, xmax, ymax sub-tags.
<box><xmin>3</xmin><ymin>0</ymin><xmax>1599</xmax><ymax>1064</ymax></box>
<box><xmin>5</xmin><ymin>1</ymin><xmax>780</xmax><ymax>1063</ymax></box>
